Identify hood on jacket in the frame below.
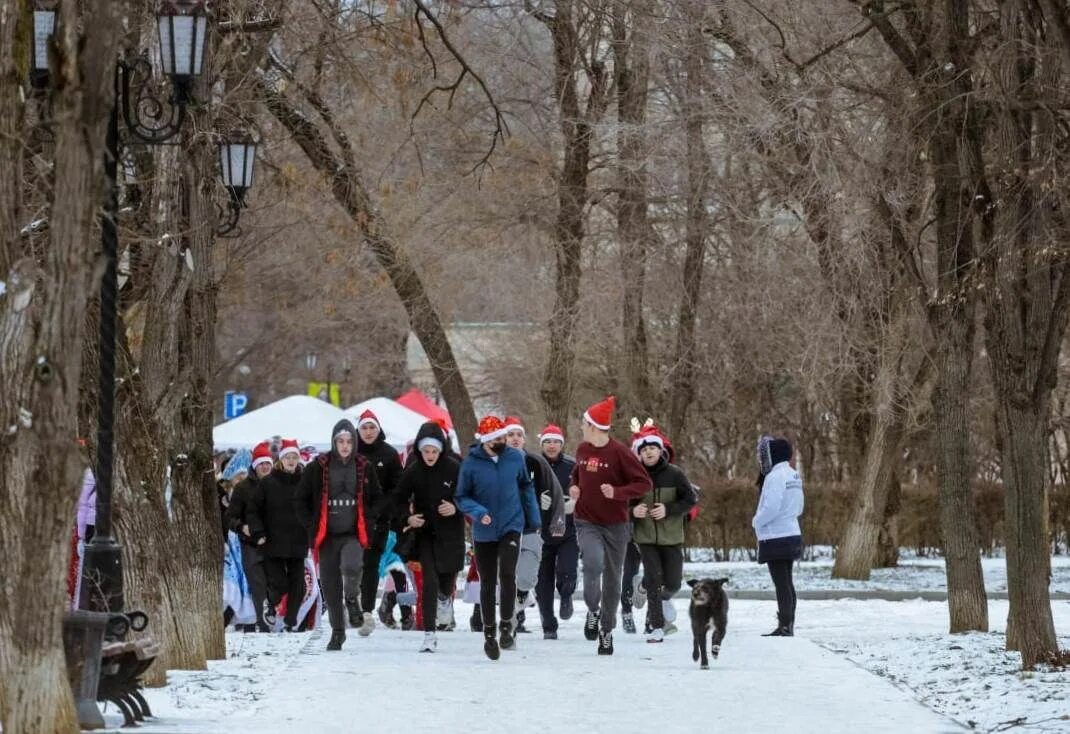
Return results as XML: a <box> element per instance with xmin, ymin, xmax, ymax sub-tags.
<box><xmin>357</xmin><ymin>427</ymin><xmax>391</xmax><ymax>456</ymax></box>
<box><xmin>331</xmin><ymin>419</ymin><xmax>357</xmax><ymax>461</ymax></box>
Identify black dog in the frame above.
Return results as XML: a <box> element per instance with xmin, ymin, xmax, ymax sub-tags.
<box><xmin>688</xmin><ymin>578</ymin><xmax>728</xmax><ymax>669</ymax></box>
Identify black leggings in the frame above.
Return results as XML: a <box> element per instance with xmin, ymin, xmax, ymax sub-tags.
<box><xmin>620</xmin><ymin>541</ymin><xmax>642</xmax><ymax>613</ymax></box>
<box><xmin>418</xmin><ymin>540</ymin><xmax>457</xmax><ymax>631</ymax></box>
<box><xmin>264</xmin><ymin>557</ymin><xmax>306</xmax><ymax>627</ymax></box>
<box><xmin>639</xmin><ymin>544</ymin><xmax>684</xmax><ymax>629</ymax></box>
<box><xmin>474</xmin><ymin>532</ymin><xmax>520</xmax><ymax>629</ymax></box>
<box><xmin>766</xmin><ymin>559</ymin><xmax>797</xmax><ymax>626</ymax></box>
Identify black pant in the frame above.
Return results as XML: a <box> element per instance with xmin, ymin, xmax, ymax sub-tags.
<box><xmin>418</xmin><ymin>540</ymin><xmax>456</xmax><ymax>632</ymax></box>
<box><xmin>767</xmin><ymin>558</ymin><xmax>797</xmax><ymax>626</ymax></box>
<box><xmin>474</xmin><ymin>532</ymin><xmax>520</xmax><ymax>629</ymax></box>
<box><xmin>619</xmin><ymin>540</ymin><xmax>642</xmax><ymax>613</ymax></box>
<box><xmin>535</xmin><ymin>535</ymin><xmax>578</xmax><ymax>633</ymax></box>
<box><xmin>639</xmin><ymin>544</ymin><xmax>683</xmax><ymax>629</ymax></box>
<box><xmin>319</xmin><ymin>535</ymin><xmax>364</xmax><ymax>632</ymax></box>
<box><xmin>265</xmin><ymin>556</ymin><xmax>306</xmax><ymax>628</ymax></box>
<box><xmin>240</xmin><ymin>542</ymin><xmax>269</xmax><ymax>630</ymax></box>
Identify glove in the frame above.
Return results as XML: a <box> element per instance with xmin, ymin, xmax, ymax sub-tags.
<box><xmin>540</xmin><ymin>491</ymin><xmax>552</xmax><ymax>511</ymax></box>
<box><xmin>563</xmin><ymin>497</ymin><xmax>577</xmax><ymax>515</ymax></box>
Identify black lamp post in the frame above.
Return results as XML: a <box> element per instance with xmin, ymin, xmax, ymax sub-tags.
<box><xmin>217</xmin><ymin>137</ymin><xmax>258</xmax><ymax>237</ymax></box>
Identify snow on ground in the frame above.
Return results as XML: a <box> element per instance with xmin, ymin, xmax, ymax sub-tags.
<box><xmin>683</xmin><ymin>554</ymin><xmax>1070</xmax><ymax>594</ymax></box>
<box><xmin>115</xmin><ymin>599</ymin><xmax>965</xmax><ymax>734</ymax></box>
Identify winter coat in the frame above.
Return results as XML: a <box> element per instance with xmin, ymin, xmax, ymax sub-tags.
<box><xmin>250</xmin><ymin>466</ymin><xmax>309</xmax><ymax>559</ymax></box>
<box><xmin>358</xmin><ymin>432</ymin><xmax>403</xmax><ymax>550</ymax></box>
<box><xmin>77</xmin><ymin>469</ymin><xmax>96</xmax><ymax>541</ymax></box>
<box><xmin>455</xmin><ymin>443</ymin><xmax>540</xmax><ymax>543</ymax></box>
<box><xmin>569</xmin><ymin>439</ymin><xmax>653</xmax><ymax>525</ymax></box>
<box><xmin>544</xmin><ymin>453</ymin><xmax>577</xmax><ymax>541</ymax></box>
<box><xmin>752</xmin><ymin>461</ymin><xmax>804</xmax><ymax>542</ymax></box>
<box><xmin>525</xmin><ymin>451</ymin><xmax>567</xmax><ymax>538</ymax></box>
<box><xmin>392</xmin><ymin>422</ymin><xmax>466</xmax><ymax>574</ymax></box>
<box><xmin>228</xmin><ymin>476</ymin><xmax>265</xmax><ymax>546</ymax></box>
<box><xmin>294</xmin><ymin>419</ymin><xmax>381</xmax><ymax>553</ymax></box>
<box><xmin>630</xmin><ymin>457</ymin><xmax>697</xmax><ymax>547</ymax></box>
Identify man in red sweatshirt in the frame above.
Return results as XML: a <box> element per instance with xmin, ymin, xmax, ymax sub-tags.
<box><xmin>568</xmin><ymin>396</ymin><xmax>652</xmax><ymax>655</ymax></box>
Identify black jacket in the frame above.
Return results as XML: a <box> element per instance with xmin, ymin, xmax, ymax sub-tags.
<box><xmin>227</xmin><ymin>476</ymin><xmax>264</xmax><ymax>546</ymax></box>
<box><xmin>544</xmin><ymin>453</ymin><xmax>577</xmax><ymax>541</ymax></box>
<box><xmin>250</xmin><ymin>466</ymin><xmax>309</xmax><ymax>559</ymax></box>
<box><xmin>391</xmin><ymin>422</ymin><xmax>466</xmax><ymax>574</ymax></box>
<box><xmin>357</xmin><ymin>432</ymin><xmax>404</xmax><ymax>548</ymax></box>
<box><xmin>526</xmin><ymin>451</ymin><xmax>567</xmax><ymax>539</ymax></box>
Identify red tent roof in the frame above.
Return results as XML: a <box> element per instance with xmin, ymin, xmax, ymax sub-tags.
<box><xmin>395</xmin><ymin>388</ymin><xmax>453</xmax><ymax>430</ymax></box>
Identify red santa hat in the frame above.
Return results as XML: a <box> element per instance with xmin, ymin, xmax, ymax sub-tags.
<box><xmin>357</xmin><ymin>409</ymin><xmax>380</xmax><ymax>430</ymax></box>
<box><xmin>583</xmin><ymin>396</ymin><xmax>616</xmax><ymax>431</ymax></box>
<box><xmin>630</xmin><ymin>418</ymin><xmax>674</xmax><ymax>460</ymax></box>
<box><xmin>278</xmin><ymin>438</ymin><xmax>300</xmax><ymax>459</ymax></box>
<box><xmin>503</xmin><ymin>415</ymin><xmax>525</xmax><ymax>436</ymax></box>
<box><xmin>252</xmin><ymin>441</ymin><xmax>274</xmax><ymax>468</ymax></box>
<box><xmin>539</xmin><ymin>424</ymin><xmax>565</xmax><ymax>444</ymax></box>
<box><xmin>475</xmin><ymin>415</ymin><xmax>508</xmax><ymax>442</ymax></box>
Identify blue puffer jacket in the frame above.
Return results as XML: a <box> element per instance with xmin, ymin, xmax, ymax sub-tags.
<box><xmin>455</xmin><ymin>443</ymin><xmax>540</xmax><ymax>543</ymax></box>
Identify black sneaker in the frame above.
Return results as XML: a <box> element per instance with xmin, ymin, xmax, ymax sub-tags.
<box><xmin>597</xmin><ymin>629</ymin><xmax>614</xmax><ymax>655</ymax></box>
<box><xmin>326</xmin><ymin>630</ymin><xmax>346</xmax><ymax>651</ymax></box>
<box><xmin>622</xmin><ymin>612</ymin><xmax>636</xmax><ymax>634</ymax></box>
<box><xmin>400</xmin><ymin>608</ymin><xmax>414</xmax><ymax>632</ymax></box>
<box><xmin>543</xmin><ymin>630</ymin><xmax>558</xmax><ymax>640</ymax></box>
<box><xmin>345</xmin><ymin>596</ymin><xmax>361</xmax><ymax>628</ymax></box>
<box><xmin>499</xmin><ymin>621</ymin><xmax>516</xmax><ymax>651</ymax></box>
<box><xmin>483</xmin><ymin>625</ymin><xmax>500</xmax><ymax>660</ymax></box>
<box><xmin>559</xmin><ymin>596</ymin><xmax>574</xmax><ymax>620</ymax></box>
<box><xmin>470</xmin><ymin>604</ymin><xmax>483</xmax><ymax>632</ymax></box>
<box><xmin>515</xmin><ymin>609</ymin><xmax>530</xmax><ymax>633</ymax></box>
<box><xmin>377</xmin><ymin>591</ymin><xmax>398</xmax><ymax>629</ymax></box>
<box><xmin>584</xmin><ymin>611</ymin><xmax>600</xmax><ymax>641</ymax></box>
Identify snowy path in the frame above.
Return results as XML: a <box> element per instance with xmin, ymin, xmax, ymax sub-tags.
<box><xmin>123</xmin><ymin>600</ymin><xmax>962</xmax><ymax>734</ymax></box>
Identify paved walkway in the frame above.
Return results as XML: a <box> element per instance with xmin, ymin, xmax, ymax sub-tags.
<box><xmin>126</xmin><ymin>599</ymin><xmax>962</xmax><ymax>734</ymax></box>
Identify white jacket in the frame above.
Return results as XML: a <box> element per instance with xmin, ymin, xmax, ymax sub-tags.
<box><xmin>752</xmin><ymin>462</ymin><xmax>804</xmax><ymax>541</ymax></box>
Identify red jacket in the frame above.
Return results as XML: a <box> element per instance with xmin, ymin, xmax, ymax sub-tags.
<box><xmin>570</xmin><ymin>439</ymin><xmax>652</xmax><ymax>525</ymax></box>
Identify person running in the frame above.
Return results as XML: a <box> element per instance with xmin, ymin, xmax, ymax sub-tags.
<box><xmin>294</xmin><ymin>419</ymin><xmax>381</xmax><ymax>651</ymax></box>
<box><xmin>502</xmin><ymin>416</ymin><xmax>566</xmax><ymax>634</ymax></box>
<box><xmin>534</xmin><ymin>423</ymin><xmax>578</xmax><ymax>639</ymax></box>
<box><xmin>227</xmin><ymin>441</ymin><xmax>274</xmax><ymax>632</ymax></box>
<box><xmin>568</xmin><ymin>396</ymin><xmax>652</xmax><ymax>655</ymax></box>
<box><xmin>455</xmin><ymin>415</ymin><xmax>540</xmax><ymax>660</ymax></box>
<box><xmin>393</xmin><ymin>421</ymin><xmax>465</xmax><ymax>652</ymax></box>
<box><xmin>250</xmin><ymin>439</ymin><xmax>310</xmax><ymax>632</ymax></box>
<box><xmin>753</xmin><ymin>435</ymin><xmax>803</xmax><ymax>637</ymax></box>
<box><xmin>629</xmin><ymin>423</ymin><xmax>698</xmax><ymax>643</ymax></box>
<box><xmin>355</xmin><ymin>409</ymin><xmax>410</xmax><ymax>635</ymax></box>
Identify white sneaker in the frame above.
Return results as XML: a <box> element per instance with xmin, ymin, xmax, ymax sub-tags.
<box><xmin>358</xmin><ymin>612</ymin><xmax>375</xmax><ymax>637</ymax></box>
<box><xmin>646</xmin><ymin>627</ymin><xmax>665</xmax><ymax>644</ymax></box>
<box><xmin>662</xmin><ymin>599</ymin><xmax>677</xmax><ymax>624</ymax></box>
<box><xmin>419</xmin><ymin>631</ymin><xmax>437</xmax><ymax>652</ymax></box>
<box><xmin>436</xmin><ymin>595</ymin><xmax>455</xmax><ymax>628</ymax></box>
<box><xmin>632</xmin><ymin>575</ymin><xmax>646</xmax><ymax>609</ymax></box>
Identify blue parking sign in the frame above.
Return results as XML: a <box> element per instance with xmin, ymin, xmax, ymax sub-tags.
<box><xmin>224</xmin><ymin>392</ymin><xmax>248</xmax><ymax>420</ymax></box>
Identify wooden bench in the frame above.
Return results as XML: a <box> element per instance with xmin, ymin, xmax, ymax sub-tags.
<box><xmin>97</xmin><ymin>613</ymin><xmax>158</xmax><ymax>727</ymax></box>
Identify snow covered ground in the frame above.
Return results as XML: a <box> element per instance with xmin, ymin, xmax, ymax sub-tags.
<box><xmin>98</xmin><ymin>596</ymin><xmax>1068</xmax><ymax>734</ymax></box>
<box><xmin>683</xmin><ymin>553</ymin><xmax>1070</xmax><ymax>594</ymax></box>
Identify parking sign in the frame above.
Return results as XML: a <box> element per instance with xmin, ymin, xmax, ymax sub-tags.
<box><xmin>224</xmin><ymin>392</ymin><xmax>248</xmax><ymax>420</ymax></box>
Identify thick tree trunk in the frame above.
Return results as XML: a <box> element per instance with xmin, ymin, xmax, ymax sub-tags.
<box><xmin>665</xmin><ymin>14</ymin><xmax>711</xmax><ymax>441</ymax></box>
<box><xmin>0</xmin><ymin>2</ymin><xmax>120</xmax><ymax>730</ymax></box>
<box><xmin>612</xmin><ymin>2</ymin><xmax>653</xmax><ymax>422</ymax></box>
<box><xmin>876</xmin><ymin>472</ymin><xmax>901</xmax><ymax>568</ymax></box>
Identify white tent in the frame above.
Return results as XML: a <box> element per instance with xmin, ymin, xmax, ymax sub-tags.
<box><xmin>345</xmin><ymin>397</ymin><xmax>430</xmax><ymax>453</ymax></box>
<box><xmin>214</xmin><ymin>395</ymin><xmax>347</xmax><ymax>451</ymax></box>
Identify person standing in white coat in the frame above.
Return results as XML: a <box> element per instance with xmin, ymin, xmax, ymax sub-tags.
<box><xmin>752</xmin><ymin>435</ymin><xmax>804</xmax><ymax>637</ymax></box>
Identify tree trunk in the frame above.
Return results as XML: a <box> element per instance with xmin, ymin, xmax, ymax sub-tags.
<box><xmin>665</xmin><ymin>12</ymin><xmax>711</xmax><ymax>441</ymax></box>
<box><xmin>876</xmin><ymin>472</ymin><xmax>902</xmax><ymax>568</ymax></box>
<box><xmin>0</xmin><ymin>2</ymin><xmax>121</xmax><ymax>730</ymax></box>
<box><xmin>253</xmin><ymin>73</ymin><xmax>478</xmax><ymax>443</ymax></box>
<box><xmin>612</xmin><ymin>1</ymin><xmax>653</xmax><ymax>422</ymax></box>
<box><xmin>538</xmin><ymin>0</ymin><xmax>610</xmax><ymax>426</ymax></box>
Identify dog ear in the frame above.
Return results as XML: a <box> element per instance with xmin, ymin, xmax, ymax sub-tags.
<box><xmin>715</xmin><ymin>577</ymin><xmax>729</xmax><ymax>586</ymax></box>
<box><xmin>686</xmin><ymin>579</ymin><xmax>698</xmax><ymax>588</ymax></box>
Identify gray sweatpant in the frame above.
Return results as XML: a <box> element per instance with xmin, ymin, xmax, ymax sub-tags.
<box><xmin>516</xmin><ymin>530</ymin><xmax>544</xmax><ymax>594</ymax></box>
<box><xmin>575</xmin><ymin>520</ymin><xmax>631</xmax><ymax>633</ymax></box>
<box><xmin>319</xmin><ymin>534</ymin><xmax>364</xmax><ymax>632</ymax></box>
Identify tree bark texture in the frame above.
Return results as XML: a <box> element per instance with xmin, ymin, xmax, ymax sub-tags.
<box><xmin>0</xmin><ymin>1</ymin><xmax>121</xmax><ymax>730</ymax></box>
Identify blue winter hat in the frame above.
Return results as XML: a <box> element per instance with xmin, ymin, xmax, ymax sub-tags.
<box><xmin>222</xmin><ymin>449</ymin><xmax>252</xmax><ymax>481</ymax></box>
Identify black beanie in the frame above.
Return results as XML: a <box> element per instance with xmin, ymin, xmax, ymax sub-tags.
<box><xmin>769</xmin><ymin>438</ymin><xmax>793</xmax><ymax>466</ymax></box>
